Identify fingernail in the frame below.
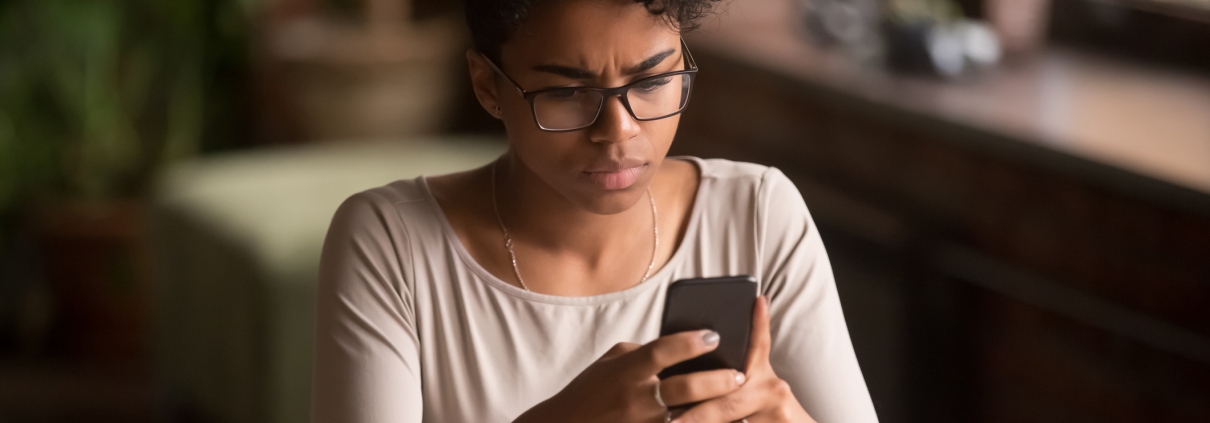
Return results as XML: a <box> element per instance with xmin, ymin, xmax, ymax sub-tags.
<box><xmin>701</xmin><ymin>330</ymin><xmax>720</xmax><ymax>346</ymax></box>
<box><xmin>735</xmin><ymin>371</ymin><xmax>746</xmax><ymax>385</ymax></box>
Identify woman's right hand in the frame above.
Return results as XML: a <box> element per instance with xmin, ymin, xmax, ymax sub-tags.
<box><xmin>513</xmin><ymin>330</ymin><xmax>748</xmax><ymax>423</ymax></box>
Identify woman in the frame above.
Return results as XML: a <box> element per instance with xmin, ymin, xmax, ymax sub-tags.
<box><xmin>310</xmin><ymin>0</ymin><xmax>879</xmax><ymax>420</ymax></box>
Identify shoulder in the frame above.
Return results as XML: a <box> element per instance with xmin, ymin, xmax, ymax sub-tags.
<box><xmin>687</xmin><ymin>157</ymin><xmax>803</xmax><ymax>211</ymax></box>
<box><xmin>693</xmin><ymin>157</ymin><xmax>772</xmax><ymax>182</ymax></box>
<box><xmin>325</xmin><ymin>178</ymin><xmax>438</xmax><ymax>245</ymax></box>
<box><xmin>692</xmin><ymin>157</ymin><xmax>792</xmax><ymax>189</ymax></box>
<box><xmin>689</xmin><ymin>156</ymin><xmax>814</xmax><ymax>250</ymax></box>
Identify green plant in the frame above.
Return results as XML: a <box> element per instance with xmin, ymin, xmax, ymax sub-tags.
<box><xmin>0</xmin><ymin>0</ymin><xmax>253</xmax><ymax>213</ymax></box>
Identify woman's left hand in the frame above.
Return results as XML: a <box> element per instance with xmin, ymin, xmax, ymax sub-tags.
<box><xmin>671</xmin><ymin>296</ymin><xmax>817</xmax><ymax>423</ymax></box>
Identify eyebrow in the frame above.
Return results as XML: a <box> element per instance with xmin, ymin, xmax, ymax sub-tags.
<box><xmin>532</xmin><ymin>48</ymin><xmax>678</xmax><ymax>80</ymax></box>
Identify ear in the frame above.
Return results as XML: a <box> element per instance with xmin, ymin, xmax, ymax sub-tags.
<box><xmin>466</xmin><ymin>49</ymin><xmax>503</xmax><ymax>120</ymax></box>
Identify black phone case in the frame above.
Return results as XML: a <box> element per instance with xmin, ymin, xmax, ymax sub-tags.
<box><xmin>657</xmin><ymin>275</ymin><xmax>757</xmax><ymax>380</ymax></box>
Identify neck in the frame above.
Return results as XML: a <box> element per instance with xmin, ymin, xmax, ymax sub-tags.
<box><xmin>493</xmin><ymin>151</ymin><xmax>655</xmax><ymax>265</ymax></box>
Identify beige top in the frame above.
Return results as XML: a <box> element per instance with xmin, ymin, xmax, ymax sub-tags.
<box><xmin>311</xmin><ymin>157</ymin><xmax>879</xmax><ymax>423</ymax></box>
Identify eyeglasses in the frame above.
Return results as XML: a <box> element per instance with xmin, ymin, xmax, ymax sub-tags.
<box><xmin>482</xmin><ymin>38</ymin><xmax>699</xmax><ymax>132</ymax></box>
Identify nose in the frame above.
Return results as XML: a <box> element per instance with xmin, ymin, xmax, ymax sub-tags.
<box><xmin>587</xmin><ymin>94</ymin><xmax>641</xmax><ymax>144</ymax></box>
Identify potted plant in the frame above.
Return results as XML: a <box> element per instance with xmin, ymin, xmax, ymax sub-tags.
<box><xmin>0</xmin><ymin>0</ymin><xmax>252</xmax><ymax>362</ymax></box>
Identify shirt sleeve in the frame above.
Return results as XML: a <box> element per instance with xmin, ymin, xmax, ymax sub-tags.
<box><xmin>756</xmin><ymin>168</ymin><xmax>880</xmax><ymax>423</ymax></box>
<box><xmin>311</xmin><ymin>190</ymin><xmax>423</xmax><ymax>423</ymax></box>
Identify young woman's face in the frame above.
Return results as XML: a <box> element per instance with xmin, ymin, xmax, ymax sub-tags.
<box><xmin>490</xmin><ymin>0</ymin><xmax>685</xmax><ymax>214</ymax></box>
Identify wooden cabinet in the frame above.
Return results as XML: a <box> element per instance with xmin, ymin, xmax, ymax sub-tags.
<box><xmin>674</xmin><ymin>20</ymin><xmax>1210</xmax><ymax>422</ymax></box>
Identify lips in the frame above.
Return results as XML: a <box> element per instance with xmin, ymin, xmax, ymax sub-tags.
<box><xmin>582</xmin><ymin>160</ymin><xmax>648</xmax><ymax>190</ymax></box>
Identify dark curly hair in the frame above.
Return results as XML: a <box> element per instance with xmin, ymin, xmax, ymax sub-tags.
<box><xmin>465</xmin><ymin>0</ymin><xmax>722</xmax><ymax>63</ymax></box>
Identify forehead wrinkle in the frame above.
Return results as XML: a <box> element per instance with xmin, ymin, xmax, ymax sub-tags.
<box><xmin>498</xmin><ymin>0</ymin><xmax>681</xmax><ymax>81</ymax></box>
<box><xmin>529</xmin><ymin>44</ymin><xmax>679</xmax><ymax>81</ymax></box>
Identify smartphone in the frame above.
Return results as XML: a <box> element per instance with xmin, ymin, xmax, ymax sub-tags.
<box><xmin>657</xmin><ymin>275</ymin><xmax>758</xmax><ymax>380</ymax></box>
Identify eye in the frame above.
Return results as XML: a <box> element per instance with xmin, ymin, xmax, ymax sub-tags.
<box><xmin>546</xmin><ymin>88</ymin><xmax>581</xmax><ymax>99</ymax></box>
<box><xmin>634</xmin><ymin>76</ymin><xmax>672</xmax><ymax>92</ymax></box>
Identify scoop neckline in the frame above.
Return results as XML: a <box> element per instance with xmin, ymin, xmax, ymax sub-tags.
<box><xmin>418</xmin><ymin>156</ymin><xmax>708</xmax><ymax>306</ymax></box>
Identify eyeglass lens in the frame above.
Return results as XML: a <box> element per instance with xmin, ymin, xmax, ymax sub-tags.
<box><xmin>531</xmin><ymin>73</ymin><xmax>692</xmax><ymax>130</ymax></box>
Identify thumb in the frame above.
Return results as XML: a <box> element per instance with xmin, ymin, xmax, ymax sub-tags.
<box><xmin>745</xmin><ymin>296</ymin><xmax>771</xmax><ymax>371</ymax></box>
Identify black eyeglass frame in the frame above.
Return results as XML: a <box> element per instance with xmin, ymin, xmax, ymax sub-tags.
<box><xmin>482</xmin><ymin>38</ymin><xmax>699</xmax><ymax>132</ymax></box>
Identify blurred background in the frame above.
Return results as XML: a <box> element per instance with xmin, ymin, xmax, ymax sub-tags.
<box><xmin>0</xmin><ymin>0</ymin><xmax>1207</xmax><ymax>422</ymax></box>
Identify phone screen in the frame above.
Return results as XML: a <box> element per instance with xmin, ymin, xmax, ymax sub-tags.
<box><xmin>657</xmin><ymin>276</ymin><xmax>757</xmax><ymax>380</ymax></box>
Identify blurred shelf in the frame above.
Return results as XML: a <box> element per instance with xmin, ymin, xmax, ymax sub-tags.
<box><xmin>687</xmin><ymin>4</ymin><xmax>1210</xmax><ymax>216</ymax></box>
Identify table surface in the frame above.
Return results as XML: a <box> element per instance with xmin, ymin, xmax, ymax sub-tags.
<box><xmin>687</xmin><ymin>0</ymin><xmax>1210</xmax><ymax>206</ymax></box>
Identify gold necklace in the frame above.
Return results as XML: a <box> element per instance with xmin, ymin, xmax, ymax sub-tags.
<box><xmin>490</xmin><ymin>159</ymin><xmax>659</xmax><ymax>291</ymax></box>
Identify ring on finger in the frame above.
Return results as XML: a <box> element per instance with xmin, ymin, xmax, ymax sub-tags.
<box><xmin>654</xmin><ymin>379</ymin><xmax>667</xmax><ymax>409</ymax></box>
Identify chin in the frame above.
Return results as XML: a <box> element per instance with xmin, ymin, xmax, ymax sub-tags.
<box><xmin>568</xmin><ymin>178</ymin><xmax>652</xmax><ymax>215</ymax></box>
